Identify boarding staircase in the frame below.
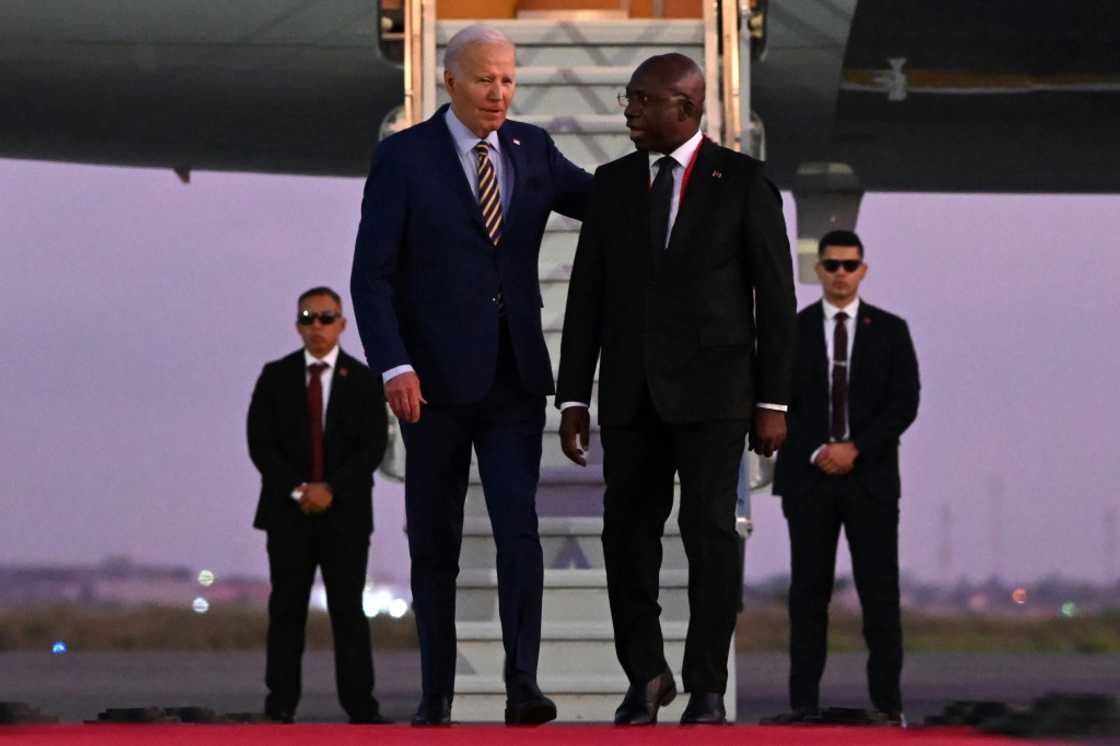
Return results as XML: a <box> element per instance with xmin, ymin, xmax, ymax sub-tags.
<box><xmin>381</xmin><ymin>1</ymin><xmax>765</xmax><ymax>722</ymax></box>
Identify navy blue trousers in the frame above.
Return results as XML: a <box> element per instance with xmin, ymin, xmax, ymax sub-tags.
<box><xmin>400</xmin><ymin>323</ymin><xmax>546</xmax><ymax>700</ymax></box>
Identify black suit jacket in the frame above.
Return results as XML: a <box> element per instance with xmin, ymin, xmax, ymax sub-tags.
<box><xmin>556</xmin><ymin>138</ymin><xmax>796</xmax><ymax>425</ymax></box>
<box><xmin>247</xmin><ymin>349</ymin><xmax>388</xmax><ymax>536</ymax></box>
<box><xmin>773</xmin><ymin>301</ymin><xmax>920</xmax><ymax>501</ymax></box>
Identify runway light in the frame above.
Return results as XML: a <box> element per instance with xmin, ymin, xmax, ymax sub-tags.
<box><xmin>192</xmin><ymin>597</ymin><xmax>210</xmax><ymax>614</ymax></box>
<box><xmin>362</xmin><ymin>587</ymin><xmax>393</xmax><ymax>618</ymax></box>
<box><xmin>388</xmin><ymin>599</ymin><xmax>409</xmax><ymax>619</ymax></box>
<box><xmin>198</xmin><ymin>570</ymin><xmax>215</xmax><ymax>587</ymax></box>
<box><xmin>1011</xmin><ymin>588</ymin><xmax>1028</xmax><ymax>605</ymax></box>
<box><xmin>51</xmin><ymin>641</ymin><xmax>68</xmax><ymax>655</ymax></box>
<box><xmin>1061</xmin><ymin>601</ymin><xmax>1077</xmax><ymax>618</ymax></box>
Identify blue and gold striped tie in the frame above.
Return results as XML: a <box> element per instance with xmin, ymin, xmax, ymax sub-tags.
<box><xmin>474</xmin><ymin>141</ymin><xmax>503</xmax><ymax>247</ymax></box>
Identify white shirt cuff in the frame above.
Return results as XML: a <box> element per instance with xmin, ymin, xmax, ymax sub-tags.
<box><xmin>382</xmin><ymin>364</ymin><xmax>415</xmax><ymax>383</ymax></box>
<box><xmin>559</xmin><ymin>401</ymin><xmax>589</xmax><ymax>411</ymax></box>
<box><xmin>756</xmin><ymin>402</ymin><xmax>788</xmax><ymax>412</ymax></box>
<box><xmin>809</xmin><ymin>445</ymin><xmax>826</xmax><ymax>465</ymax></box>
<box><xmin>290</xmin><ymin>486</ymin><xmax>304</xmax><ymax>502</ymax></box>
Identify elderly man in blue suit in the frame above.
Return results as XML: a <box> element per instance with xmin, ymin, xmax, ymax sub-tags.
<box><xmin>351</xmin><ymin>24</ymin><xmax>591</xmax><ymax>726</ymax></box>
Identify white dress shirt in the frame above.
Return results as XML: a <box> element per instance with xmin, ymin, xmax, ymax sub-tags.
<box><xmin>810</xmin><ymin>297</ymin><xmax>860</xmax><ymax>463</ymax></box>
<box><xmin>560</xmin><ymin>128</ymin><xmax>785</xmax><ymax>414</ymax></box>
<box><xmin>292</xmin><ymin>345</ymin><xmax>339</xmax><ymax>500</ymax></box>
<box><xmin>382</xmin><ymin>106</ymin><xmax>515</xmax><ymax>385</ymax></box>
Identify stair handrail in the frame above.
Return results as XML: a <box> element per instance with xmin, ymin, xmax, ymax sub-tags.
<box><xmin>702</xmin><ymin>0</ymin><xmax>723</xmax><ymax>142</ymax></box>
<box><xmin>720</xmin><ymin>0</ymin><xmax>746</xmax><ymax>151</ymax></box>
<box><xmin>402</xmin><ymin>0</ymin><xmax>436</xmax><ymax>126</ymax></box>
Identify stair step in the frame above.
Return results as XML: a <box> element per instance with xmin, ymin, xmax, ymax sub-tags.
<box><xmin>539</xmin><ymin>231</ymin><xmax>578</xmax><ymax>265</ymax></box>
<box><xmin>437</xmin><ymin>19</ymin><xmax>704</xmax><ymax>46</ymax></box>
<box><xmin>545</xmin><ymin>213</ymin><xmax>583</xmax><ymax>232</ymax></box>
<box><xmin>451</xmin><ymin>666</ymin><xmax>736</xmax><ymax>722</ymax></box>
<box><xmin>514</xmin><ymin>65</ymin><xmax>637</xmax><ymax>85</ymax></box>
<box><xmin>456</xmin><ymin>623</ymin><xmax>690</xmax><ymax>677</ymax></box>
<box><xmin>518</xmin><ymin>113</ymin><xmax>629</xmax><ymax>134</ymax></box>
<box><xmin>539</xmin><ymin>260</ymin><xmax>574</xmax><ymax>281</ymax></box>
<box><xmin>460</xmin><ymin>514</ymin><xmax>688</xmax><ymax>571</ymax></box>
<box><xmin>463</xmin><ymin>515</ymin><xmax>680</xmax><ymax>537</ymax></box>
<box><xmin>455</xmin><ymin>569</ymin><xmax>690</xmax><ymax>623</ymax></box>
<box><xmin>458</xmin><ymin>568</ymin><xmax>688</xmax><ymax>588</ymax></box>
<box><xmin>458</xmin><ymin>621</ymin><xmax>686</xmax><ymax>640</ymax></box>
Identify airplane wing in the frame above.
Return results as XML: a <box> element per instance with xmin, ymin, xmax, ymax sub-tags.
<box><xmin>1</xmin><ymin>0</ymin><xmax>1117</xmax><ymax>192</ymax></box>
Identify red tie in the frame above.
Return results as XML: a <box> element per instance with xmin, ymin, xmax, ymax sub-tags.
<box><xmin>307</xmin><ymin>362</ymin><xmax>328</xmax><ymax>482</ymax></box>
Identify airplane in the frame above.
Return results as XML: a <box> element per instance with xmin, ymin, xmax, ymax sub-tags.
<box><xmin>2</xmin><ymin>0</ymin><xmax>1118</xmax><ymax>193</ymax></box>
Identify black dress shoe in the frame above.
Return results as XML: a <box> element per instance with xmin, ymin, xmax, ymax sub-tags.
<box><xmin>614</xmin><ymin>669</ymin><xmax>677</xmax><ymax>725</ymax></box>
<box><xmin>680</xmin><ymin>692</ymin><xmax>728</xmax><ymax>725</ymax></box>
<box><xmin>348</xmin><ymin>699</ymin><xmax>392</xmax><ymax>725</ymax></box>
<box><xmin>872</xmin><ymin>710</ymin><xmax>907</xmax><ymax>728</ymax></box>
<box><xmin>759</xmin><ymin>707</ymin><xmax>821</xmax><ymax>725</ymax></box>
<box><xmin>411</xmin><ymin>695</ymin><xmax>452</xmax><ymax>726</ymax></box>
<box><xmin>264</xmin><ymin>707</ymin><xmax>294</xmax><ymax>724</ymax></box>
<box><xmin>505</xmin><ymin>692</ymin><xmax>557</xmax><ymax>726</ymax></box>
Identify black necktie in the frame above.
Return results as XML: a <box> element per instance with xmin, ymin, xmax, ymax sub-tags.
<box><xmin>831</xmin><ymin>312</ymin><xmax>849</xmax><ymax>441</ymax></box>
<box><xmin>649</xmin><ymin>156</ymin><xmax>676</xmax><ymax>257</ymax></box>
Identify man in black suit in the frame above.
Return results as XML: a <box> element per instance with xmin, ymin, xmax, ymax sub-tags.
<box><xmin>773</xmin><ymin>230</ymin><xmax>920</xmax><ymax>724</ymax></box>
<box><xmin>247</xmin><ymin>286</ymin><xmax>389</xmax><ymax>724</ymax></box>
<box><xmin>556</xmin><ymin>54</ymin><xmax>796</xmax><ymax>725</ymax></box>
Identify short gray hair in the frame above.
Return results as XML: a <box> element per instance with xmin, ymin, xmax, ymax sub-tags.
<box><xmin>444</xmin><ymin>24</ymin><xmax>515</xmax><ymax>76</ymax></box>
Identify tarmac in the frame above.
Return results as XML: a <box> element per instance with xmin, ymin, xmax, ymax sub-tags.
<box><xmin>2</xmin><ymin>651</ymin><xmax>1118</xmax><ymax>724</ymax></box>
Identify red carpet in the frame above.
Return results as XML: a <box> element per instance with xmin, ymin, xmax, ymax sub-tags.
<box><xmin>0</xmin><ymin>725</ymin><xmax>1073</xmax><ymax>745</ymax></box>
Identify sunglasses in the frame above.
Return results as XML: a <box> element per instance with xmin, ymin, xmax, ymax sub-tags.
<box><xmin>297</xmin><ymin>311</ymin><xmax>340</xmax><ymax>326</ymax></box>
<box><xmin>820</xmin><ymin>259</ymin><xmax>863</xmax><ymax>273</ymax></box>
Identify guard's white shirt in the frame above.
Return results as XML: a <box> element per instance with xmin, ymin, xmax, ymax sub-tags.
<box><xmin>810</xmin><ymin>297</ymin><xmax>860</xmax><ymax>463</ymax></box>
<box><xmin>304</xmin><ymin>345</ymin><xmax>339</xmax><ymax>429</ymax></box>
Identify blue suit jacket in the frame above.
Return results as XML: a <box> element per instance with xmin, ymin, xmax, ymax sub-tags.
<box><xmin>351</xmin><ymin>105</ymin><xmax>592</xmax><ymax>404</ymax></box>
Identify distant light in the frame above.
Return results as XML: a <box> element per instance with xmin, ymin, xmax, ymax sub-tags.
<box><xmin>388</xmin><ymin>599</ymin><xmax>409</xmax><ymax>619</ymax></box>
<box><xmin>1061</xmin><ymin>601</ymin><xmax>1077</xmax><ymax>618</ymax></box>
<box><xmin>1011</xmin><ymin>588</ymin><xmax>1028</xmax><ymax>605</ymax></box>
<box><xmin>198</xmin><ymin>570</ymin><xmax>215</xmax><ymax>587</ymax></box>
<box><xmin>967</xmin><ymin>593</ymin><xmax>988</xmax><ymax>612</ymax></box>
<box><xmin>363</xmin><ymin>587</ymin><xmax>393</xmax><ymax>618</ymax></box>
<box><xmin>51</xmin><ymin>641</ymin><xmax>68</xmax><ymax>655</ymax></box>
<box><xmin>192</xmin><ymin>597</ymin><xmax>210</xmax><ymax>614</ymax></box>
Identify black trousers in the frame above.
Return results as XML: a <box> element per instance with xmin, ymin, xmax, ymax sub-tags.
<box><xmin>265</xmin><ymin>523</ymin><xmax>374</xmax><ymax>718</ymax></box>
<box><xmin>782</xmin><ymin>474</ymin><xmax>903</xmax><ymax>713</ymax></box>
<box><xmin>400</xmin><ymin>321</ymin><xmax>546</xmax><ymax>700</ymax></box>
<box><xmin>600</xmin><ymin>386</ymin><xmax>749</xmax><ymax>694</ymax></box>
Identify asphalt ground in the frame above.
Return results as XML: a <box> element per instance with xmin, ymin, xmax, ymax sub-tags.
<box><xmin>2</xmin><ymin>651</ymin><xmax>1118</xmax><ymax>725</ymax></box>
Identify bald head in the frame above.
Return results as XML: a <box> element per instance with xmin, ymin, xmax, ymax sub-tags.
<box><xmin>635</xmin><ymin>53</ymin><xmax>705</xmax><ymax>114</ymax></box>
<box><xmin>623</xmin><ymin>54</ymin><xmax>706</xmax><ymax>153</ymax></box>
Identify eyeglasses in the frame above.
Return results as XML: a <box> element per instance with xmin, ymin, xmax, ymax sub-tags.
<box><xmin>820</xmin><ymin>259</ymin><xmax>863</xmax><ymax>273</ymax></box>
<box><xmin>298</xmin><ymin>311</ymin><xmax>340</xmax><ymax>326</ymax></box>
<box><xmin>617</xmin><ymin>91</ymin><xmax>688</xmax><ymax>109</ymax></box>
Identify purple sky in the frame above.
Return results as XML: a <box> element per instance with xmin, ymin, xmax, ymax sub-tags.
<box><xmin>1</xmin><ymin>158</ymin><xmax>1117</xmax><ymax>588</ymax></box>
